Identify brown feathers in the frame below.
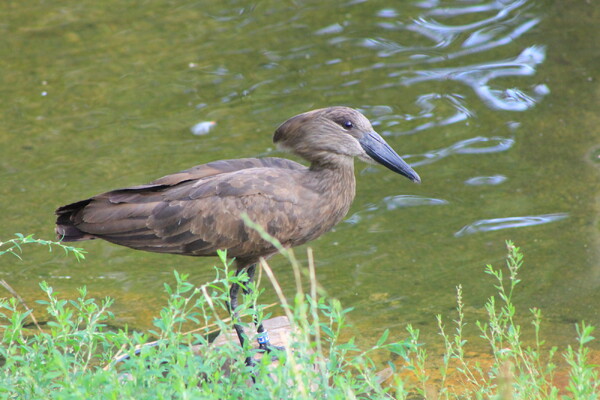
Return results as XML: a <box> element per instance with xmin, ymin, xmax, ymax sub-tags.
<box><xmin>56</xmin><ymin>107</ymin><xmax>419</xmax><ymax>270</ymax></box>
<box><xmin>56</xmin><ymin>156</ymin><xmax>348</xmax><ymax>267</ymax></box>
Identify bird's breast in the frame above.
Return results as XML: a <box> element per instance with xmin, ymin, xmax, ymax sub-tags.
<box><xmin>282</xmin><ymin>166</ymin><xmax>356</xmax><ymax>246</ymax></box>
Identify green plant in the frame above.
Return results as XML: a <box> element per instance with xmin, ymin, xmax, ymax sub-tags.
<box><xmin>564</xmin><ymin>322</ymin><xmax>598</xmax><ymax>399</ymax></box>
<box><xmin>0</xmin><ymin>234</ymin><xmax>412</xmax><ymax>399</ymax></box>
<box><xmin>403</xmin><ymin>241</ymin><xmax>598</xmax><ymax>399</ymax></box>
<box><xmin>1</xmin><ymin>237</ymin><xmax>598</xmax><ymax>399</ymax></box>
<box><xmin>0</xmin><ymin>233</ymin><xmax>86</xmax><ymax>261</ymax></box>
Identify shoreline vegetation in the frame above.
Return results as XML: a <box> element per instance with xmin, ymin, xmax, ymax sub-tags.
<box><xmin>1</xmin><ymin>234</ymin><xmax>598</xmax><ymax>399</ymax></box>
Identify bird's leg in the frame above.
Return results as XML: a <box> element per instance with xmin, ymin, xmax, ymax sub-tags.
<box><xmin>228</xmin><ymin>275</ymin><xmax>254</xmax><ymax>367</ymax></box>
<box><xmin>228</xmin><ymin>279</ymin><xmax>246</xmax><ymax>346</ymax></box>
<box><xmin>242</xmin><ymin>264</ymin><xmax>284</xmax><ymax>353</ymax></box>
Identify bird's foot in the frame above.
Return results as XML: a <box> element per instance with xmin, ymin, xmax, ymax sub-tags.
<box><xmin>244</xmin><ymin>356</ymin><xmax>256</xmax><ymax>368</ymax></box>
<box><xmin>258</xmin><ymin>342</ymin><xmax>285</xmax><ymax>353</ymax></box>
<box><xmin>257</xmin><ymin>332</ymin><xmax>285</xmax><ymax>354</ymax></box>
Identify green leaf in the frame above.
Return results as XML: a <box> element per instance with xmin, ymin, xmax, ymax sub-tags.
<box><xmin>320</xmin><ymin>324</ymin><xmax>334</xmax><ymax>338</ymax></box>
<box><xmin>377</xmin><ymin>329</ymin><xmax>390</xmax><ymax>347</ymax></box>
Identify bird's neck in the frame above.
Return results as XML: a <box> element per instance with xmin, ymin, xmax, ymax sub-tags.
<box><xmin>308</xmin><ymin>155</ymin><xmax>357</xmax><ymax>210</ymax></box>
<box><xmin>308</xmin><ymin>152</ymin><xmax>353</xmax><ymax>171</ymax></box>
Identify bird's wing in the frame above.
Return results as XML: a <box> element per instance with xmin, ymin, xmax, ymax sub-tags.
<box><xmin>63</xmin><ymin>159</ymin><xmax>318</xmax><ymax>262</ymax></box>
<box><xmin>91</xmin><ymin>157</ymin><xmax>305</xmax><ymax>200</ymax></box>
<box><xmin>150</xmin><ymin>157</ymin><xmax>304</xmax><ymax>186</ymax></box>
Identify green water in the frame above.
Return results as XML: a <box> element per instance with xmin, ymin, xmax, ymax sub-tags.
<box><xmin>1</xmin><ymin>0</ymin><xmax>599</xmax><ymax>350</ymax></box>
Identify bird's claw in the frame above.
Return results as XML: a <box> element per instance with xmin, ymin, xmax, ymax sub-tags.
<box><xmin>258</xmin><ymin>342</ymin><xmax>285</xmax><ymax>353</ymax></box>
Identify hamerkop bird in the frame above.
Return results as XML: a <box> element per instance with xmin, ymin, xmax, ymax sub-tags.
<box><xmin>55</xmin><ymin>106</ymin><xmax>420</xmax><ymax>356</ymax></box>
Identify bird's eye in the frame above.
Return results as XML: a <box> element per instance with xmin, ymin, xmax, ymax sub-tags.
<box><xmin>343</xmin><ymin>120</ymin><xmax>353</xmax><ymax>130</ymax></box>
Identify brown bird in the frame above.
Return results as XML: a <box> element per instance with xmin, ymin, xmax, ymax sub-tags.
<box><xmin>55</xmin><ymin>106</ymin><xmax>420</xmax><ymax>358</ymax></box>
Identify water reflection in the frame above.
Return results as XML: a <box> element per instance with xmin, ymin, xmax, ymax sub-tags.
<box><xmin>360</xmin><ymin>0</ymin><xmax>547</xmax><ymax>112</ymax></box>
<box><xmin>315</xmin><ymin>23</ymin><xmax>344</xmax><ymax>36</ymax></box>
<box><xmin>455</xmin><ymin>213</ymin><xmax>569</xmax><ymax>237</ymax></box>
<box><xmin>417</xmin><ymin>0</ymin><xmax>527</xmax><ymax>17</ymax></box>
<box><xmin>405</xmin><ymin>136</ymin><xmax>515</xmax><ymax>167</ymax></box>
<box><xmin>464</xmin><ymin>175</ymin><xmax>507</xmax><ymax>186</ymax></box>
<box><xmin>190</xmin><ymin>121</ymin><xmax>216</xmax><ymax>136</ymax></box>
<box><xmin>368</xmin><ymin>0</ymin><xmax>538</xmax><ymax>62</ymax></box>
<box><xmin>411</xmin><ymin>0</ymin><xmax>531</xmax><ymax>42</ymax></box>
<box><xmin>384</xmin><ymin>195</ymin><xmax>449</xmax><ymax>210</ymax></box>
<box><xmin>396</xmin><ymin>46</ymin><xmax>548</xmax><ymax>111</ymax></box>
<box><xmin>345</xmin><ymin>195</ymin><xmax>447</xmax><ymax>225</ymax></box>
<box><xmin>385</xmin><ymin>93</ymin><xmax>473</xmax><ymax>136</ymax></box>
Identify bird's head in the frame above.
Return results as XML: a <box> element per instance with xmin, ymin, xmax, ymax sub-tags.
<box><xmin>273</xmin><ymin>106</ymin><xmax>421</xmax><ymax>183</ymax></box>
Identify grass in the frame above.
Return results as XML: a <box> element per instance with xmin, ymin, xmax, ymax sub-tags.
<box><xmin>402</xmin><ymin>242</ymin><xmax>599</xmax><ymax>399</ymax></box>
<box><xmin>0</xmin><ymin>234</ymin><xmax>598</xmax><ymax>399</ymax></box>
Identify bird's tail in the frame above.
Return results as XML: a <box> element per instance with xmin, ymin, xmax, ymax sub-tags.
<box><xmin>55</xmin><ymin>199</ymin><xmax>96</xmax><ymax>242</ymax></box>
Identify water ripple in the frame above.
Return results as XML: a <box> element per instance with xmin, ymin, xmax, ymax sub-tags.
<box><xmin>464</xmin><ymin>175</ymin><xmax>507</xmax><ymax>186</ymax></box>
<box><xmin>362</xmin><ymin>5</ymin><xmax>540</xmax><ymax>65</ymax></box>
<box><xmin>405</xmin><ymin>136</ymin><xmax>515</xmax><ymax>167</ymax></box>
<box><xmin>413</xmin><ymin>0</ymin><xmax>529</xmax><ymax>38</ymax></box>
<box><xmin>345</xmin><ymin>195</ymin><xmax>447</xmax><ymax>225</ymax></box>
<box><xmin>358</xmin><ymin>0</ymin><xmax>547</xmax><ymax>113</ymax></box>
<box><xmin>397</xmin><ymin>45</ymin><xmax>548</xmax><ymax>111</ymax></box>
<box><xmin>315</xmin><ymin>23</ymin><xmax>344</xmax><ymax>35</ymax></box>
<box><xmin>394</xmin><ymin>93</ymin><xmax>473</xmax><ymax>135</ymax></box>
<box><xmin>383</xmin><ymin>195</ymin><xmax>448</xmax><ymax>210</ymax></box>
<box><xmin>419</xmin><ymin>0</ymin><xmax>526</xmax><ymax>17</ymax></box>
<box><xmin>455</xmin><ymin>213</ymin><xmax>569</xmax><ymax>237</ymax></box>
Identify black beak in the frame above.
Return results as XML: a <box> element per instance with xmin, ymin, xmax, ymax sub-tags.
<box><xmin>359</xmin><ymin>131</ymin><xmax>421</xmax><ymax>183</ymax></box>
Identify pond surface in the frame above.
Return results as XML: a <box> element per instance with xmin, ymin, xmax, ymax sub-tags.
<box><xmin>1</xmin><ymin>0</ymin><xmax>599</xmax><ymax>352</ymax></box>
